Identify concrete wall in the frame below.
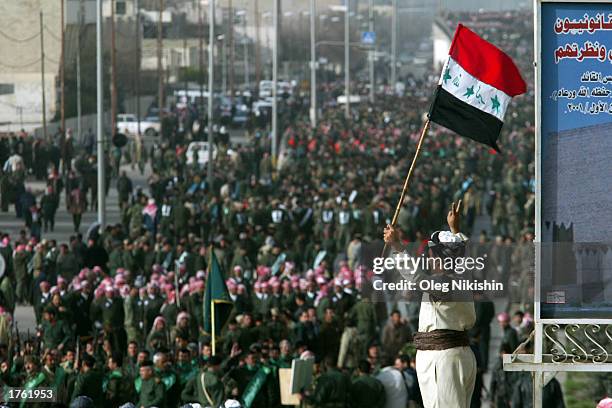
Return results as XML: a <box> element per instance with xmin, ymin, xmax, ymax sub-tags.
<box><xmin>32</xmin><ymin>111</ymin><xmax>111</xmax><ymax>142</ymax></box>
<box><xmin>0</xmin><ymin>0</ymin><xmax>62</xmax><ymax>131</ymax></box>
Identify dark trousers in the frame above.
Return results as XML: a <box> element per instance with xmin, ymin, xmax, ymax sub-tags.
<box><xmin>72</xmin><ymin>213</ymin><xmax>82</xmax><ymax>232</ymax></box>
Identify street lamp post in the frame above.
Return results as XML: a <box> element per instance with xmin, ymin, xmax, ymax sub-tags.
<box><xmin>310</xmin><ymin>0</ymin><xmax>316</xmax><ymax>129</ymax></box>
<box><xmin>96</xmin><ymin>0</ymin><xmax>106</xmax><ymax>227</ymax></box>
<box><xmin>271</xmin><ymin>0</ymin><xmax>278</xmax><ymax>162</ymax></box>
<box><xmin>391</xmin><ymin>0</ymin><xmax>397</xmax><ymax>91</ymax></box>
<box><xmin>368</xmin><ymin>0</ymin><xmax>374</xmax><ymax>103</ymax></box>
<box><xmin>77</xmin><ymin>0</ymin><xmax>84</xmax><ymax>142</ymax></box>
<box><xmin>218</xmin><ymin>35</ymin><xmax>227</xmax><ymax>95</ymax></box>
<box><xmin>207</xmin><ymin>0</ymin><xmax>215</xmax><ymax>186</ymax></box>
<box><xmin>236</xmin><ymin>10</ymin><xmax>249</xmax><ymax>89</ymax></box>
<box><xmin>344</xmin><ymin>1</ymin><xmax>350</xmax><ymax>120</ymax></box>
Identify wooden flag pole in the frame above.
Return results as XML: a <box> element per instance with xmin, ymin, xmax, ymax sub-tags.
<box><xmin>211</xmin><ymin>299</ymin><xmax>216</xmax><ymax>356</ymax></box>
<box><xmin>382</xmin><ymin>118</ymin><xmax>431</xmax><ymax>255</ymax></box>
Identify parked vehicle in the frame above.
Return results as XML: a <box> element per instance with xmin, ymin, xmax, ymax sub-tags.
<box><xmin>186</xmin><ymin>141</ymin><xmax>218</xmax><ymax>166</ymax></box>
<box><xmin>231</xmin><ymin>96</ymin><xmax>250</xmax><ymax>127</ymax></box>
<box><xmin>258</xmin><ymin>80</ymin><xmax>295</xmax><ymax>99</ymax></box>
<box><xmin>116</xmin><ymin>114</ymin><xmax>160</xmax><ymax>137</ymax></box>
<box><xmin>259</xmin><ymin>80</ymin><xmax>274</xmax><ymax>99</ymax></box>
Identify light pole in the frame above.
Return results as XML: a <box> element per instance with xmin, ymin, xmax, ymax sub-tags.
<box><xmin>40</xmin><ymin>12</ymin><xmax>47</xmax><ymax>142</ymax></box>
<box><xmin>236</xmin><ymin>10</ymin><xmax>249</xmax><ymax>89</ymax></box>
<box><xmin>198</xmin><ymin>0</ymin><xmax>204</xmax><ymax>113</ymax></box>
<box><xmin>271</xmin><ymin>0</ymin><xmax>278</xmax><ymax>162</ymax></box>
<box><xmin>391</xmin><ymin>0</ymin><xmax>397</xmax><ymax>92</ymax></box>
<box><xmin>344</xmin><ymin>1</ymin><xmax>350</xmax><ymax>120</ymax></box>
<box><xmin>368</xmin><ymin>0</ymin><xmax>374</xmax><ymax>103</ymax></box>
<box><xmin>218</xmin><ymin>34</ymin><xmax>227</xmax><ymax>95</ymax></box>
<box><xmin>207</xmin><ymin>0</ymin><xmax>215</xmax><ymax>186</ymax></box>
<box><xmin>96</xmin><ymin>0</ymin><xmax>106</xmax><ymax>227</ymax></box>
<box><xmin>227</xmin><ymin>0</ymin><xmax>234</xmax><ymax>100</ymax></box>
<box><xmin>157</xmin><ymin>0</ymin><xmax>164</xmax><ymax>119</ymax></box>
<box><xmin>309</xmin><ymin>0</ymin><xmax>316</xmax><ymax>129</ymax></box>
<box><xmin>77</xmin><ymin>0</ymin><xmax>84</xmax><ymax>142</ymax></box>
<box><xmin>136</xmin><ymin>0</ymin><xmax>141</xmax><ymax>135</ymax></box>
<box><xmin>110</xmin><ymin>0</ymin><xmax>117</xmax><ymax>139</ymax></box>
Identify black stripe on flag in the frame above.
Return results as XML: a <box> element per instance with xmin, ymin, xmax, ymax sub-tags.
<box><xmin>429</xmin><ymin>86</ymin><xmax>503</xmax><ymax>152</ymax></box>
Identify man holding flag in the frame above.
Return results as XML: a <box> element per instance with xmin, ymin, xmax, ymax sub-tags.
<box><xmin>203</xmin><ymin>248</ymin><xmax>234</xmax><ymax>356</ymax></box>
<box><xmin>201</xmin><ymin>249</ymin><xmax>274</xmax><ymax>408</ymax></box>
<box><xmin>384</xmin><ymin>23</ymin><xmax>526</xmax><ymax>408</ymax></box>
<box><xmin>195</xmin><ymin>249</ymin><xmax>235</xmax><ymax>407</ymax></box>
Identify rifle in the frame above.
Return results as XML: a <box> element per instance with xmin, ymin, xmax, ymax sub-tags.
<box><xmin>35</xmin><ymin>327</ymin><xmax>42</xmax><ymax>356</ymax></box>
<box><xmin>11</xmin><ymin>322</ymin><xmax>20</xmax><ymax>365</ymax></box>
<box><xmin>74</xmin><ymin>336</ymin><xmax>81</xmax><ymax>372</ymax></box>
<box><xmin>174</xmin><ymin>269</ymin><xmax>181</xmax><ymax>309</ymax></box>
<box><xmin>14</xmin><ymin>322</ymin><xmax>20</xmax><ymax>355</ymax></box>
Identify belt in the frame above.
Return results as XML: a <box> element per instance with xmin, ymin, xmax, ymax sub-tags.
<box><xmin>412</xmin><ymin>329</ymin><xmax>470</xmax><ymax>351</ymax></box>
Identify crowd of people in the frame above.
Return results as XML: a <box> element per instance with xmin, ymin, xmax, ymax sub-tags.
<box><xmin>0</xmin><ymin>8</ymin><xmax>593</xmax><ymax>408</ymax></box>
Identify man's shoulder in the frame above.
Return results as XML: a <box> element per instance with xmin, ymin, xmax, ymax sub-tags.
<box><xmin>353</xmin><ymin>374</ymin><xmax>380</xmax><ymax>385</ymax></box>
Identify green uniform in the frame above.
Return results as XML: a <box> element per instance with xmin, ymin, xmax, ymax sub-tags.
<box><xmin>41</xmin><ymin>319</ymin><xmax>71</xmax><ymax>350</ymax></box>
<box><xmin>181</xmin><ymin>368</ymin><xmax>230</xmax><ymax>408</ymax></box>
<box><xmin>136</xmin><ymin>376</ymin><xmax>166</xmax><ymax>408</ymax></box>
<box><xmin>349</xmin><ymin>299</ymin><xmax>378</xmax><ymax>346</ymax></box>
<box><xmin>350</xmin><ymin>374</ymin><xmax>386</xmax><ymax>408</ymax></box>
<box><xmin>156</xmin><ymin>367</ymin><xmax>178</xmax><ymax>407</ymax></box>
<box><xmin>19</xmin><ymin>371</ymin><xmax>49</xmax><ymax>408</ymax></box>
<box><xmin>0</xmin><ymin>276</ymin><xmax>15</xmax><ymax>313</ymax></box>
<box><xmin>72</xmin><ymin>369</ymin><xmax>105</xmax><ymax>406</ymax></box>
<box><xmin>101</xmin><ymin>297</ymin><xmax>124</xmax><ymax>330</ymax></box>
<box><xmin>56</xmin><ymin>252</ymin><xmax>79</xmax><ymax>281</ymax></box>
<box><xmin>107</xmin><ymin>248</ymin><xmax>124</xmax><ymax>275</ymax></box>
<box><xmin>13</xmin><ymin>250</ymin><xmax>29</xmax><ymax>303</ymax></box>
<box><xmin>104</xmin><ymin>369</ymin><xmax>134</xmax><ymax>406</ymax></box>
<box><xmin>176</xmin><ymin>361</ymin><xmax>197</xmax><ymax>389</ymax></box>
<box><xmin>128</xmin><ymin>203</ymin><xmax>144</xmax><ymax>239</ymax></box>
<box><xmin>173</xmin><ymin>201</ymin><xmax>189</xmax><ymax>239</ymax></box>
<box><xmin>124</xmin><ymin>294</ymin><xmax>143</xmax><ymax>344</ymax></box>
<box><xmin>307</xmin><ymin>368</ymin><xmax>350</xmax><ymax>407</ymax></box>
<box><xmin>232</xmin><ymin>364</ymin><xmax>273</xmax><ymax>408</ymax></box>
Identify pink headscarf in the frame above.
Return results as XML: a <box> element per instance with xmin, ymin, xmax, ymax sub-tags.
<box><xmin>176</xmin><ymin>311</ymin><xmax>190</xmax><ymax>326</ymax></box>
<box><xmin>152</xmin><ymin>316</ymin><xmax>166</xmax><ymax>330</ymax></box>
<box><xmin>143</xmin><ymin>198</ymin><xmax>158</xmax><ymax>219</ymax></box>
<box><xmin>597</xmin><ymin>398</ymin><xmax>612</xmax><ymax>408</ymax></box>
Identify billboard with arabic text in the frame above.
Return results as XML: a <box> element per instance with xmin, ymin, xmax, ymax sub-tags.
<box><xmin>540</xmin><ymin>2</ymin><xmax>612</xmax><ymax>319</ymax></box>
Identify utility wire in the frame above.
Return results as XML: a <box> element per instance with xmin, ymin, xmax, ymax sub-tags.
<box><xmin>44</xmin><ymin>25</ymin><xmax>62</xmax><ymax>41</ymax></box>
<box><xmin>0</xmin><ymin>58</ymin><xmax>42</xmax><ymax>69</ymax></box>
<box><xmin>0</xmin><ymin>29</ymin><xmax>39</xmax><ymax>43</ymax></box>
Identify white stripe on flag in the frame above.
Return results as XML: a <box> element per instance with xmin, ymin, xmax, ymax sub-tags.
<box><xmin>438</xmin><ymin>57</ymin><xmax>512</xmax><ymax>122</ymax></box>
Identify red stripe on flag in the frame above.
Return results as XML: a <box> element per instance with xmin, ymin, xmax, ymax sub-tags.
<box><xmin>449</xmin><ymin>24</ymin><xmax>527</xmax><ymax>97</ymax></box>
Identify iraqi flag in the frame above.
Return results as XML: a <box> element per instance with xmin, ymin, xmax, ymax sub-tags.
<box><xmin>429</xmin><ymin>24</ymin><xmax>527</xmax><ymax>151</ymax></box>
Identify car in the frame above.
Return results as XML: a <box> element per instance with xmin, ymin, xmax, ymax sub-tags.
<box><xmin>258</xmin><ymin>80</ymin><xmax>295</xmax><ymax>100</ymax></box>
<box><xmin>231</xmin><ymin>96</ymin><xmax>250</xmax><ymax>127</ymax></box>
<box><xmin>186</xmin><ymin>141</ymin><xmax>218</xmax><ymax>166</ymax></box>
<box><xmin>116</xmin><ymin>114</ymin><xmax>160</xmax><ymax>137</ymax></box>
<box><xmin>259</xmin><ymin>80</ymin><xmax>274</xmax><ymax>99</ymax></box>
<box><xmin>252</xmin><ymin>98</ymin><xmax>273</xmax><ymax>116</ymax></box>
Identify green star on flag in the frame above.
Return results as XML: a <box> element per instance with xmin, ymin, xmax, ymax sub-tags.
<box><xmin>491</xmin><ymin>95</ymin><xmax>500</xmax><ymax>113</ymax></box>
<box><xmin>443</xmin><ymin>68</ymin><xmax>451</xmax><ymax>85</ymax></box>
<box><xmin>429</xmin><ymin>24</ymin><xmax>527</xmax><ymax>153</ymax></box>
<box><xmin>463</xmin><ymin>85</ymin><xmax>474</xmax><ymax>98</ymax></box>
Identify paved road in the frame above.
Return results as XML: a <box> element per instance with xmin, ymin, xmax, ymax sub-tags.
<box><xmin>2</xmin><ymin>129</ymin><xmax>249</xmax><ymax>331</ymax></box>
<box><xmin>2</xmin><ymin>163</ymin><xmax>150</xmax><ymax>332</ymax></box>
